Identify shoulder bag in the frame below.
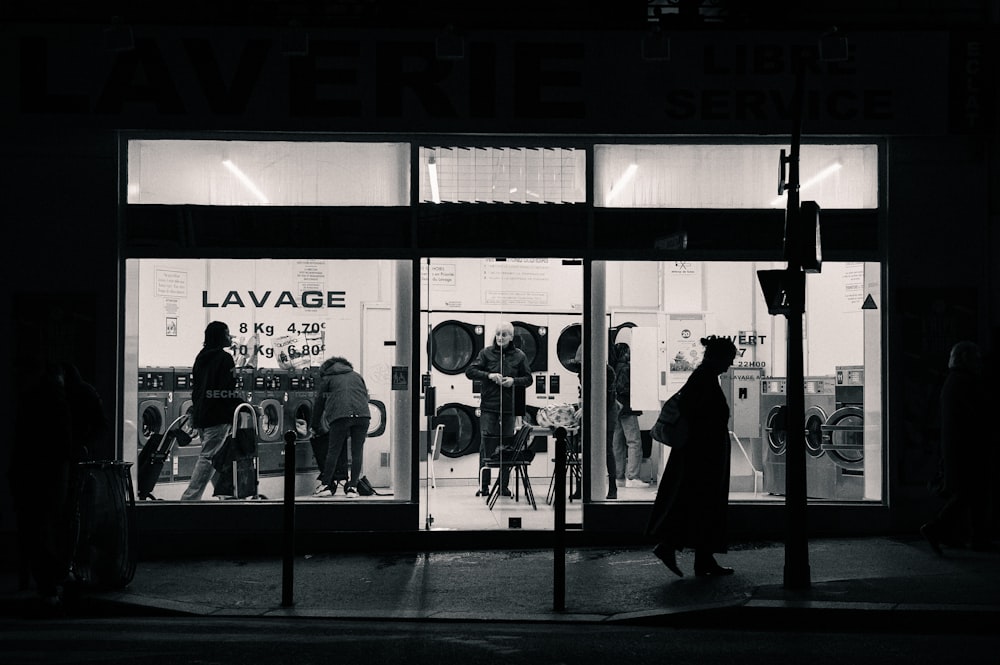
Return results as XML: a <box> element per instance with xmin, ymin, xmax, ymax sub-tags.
<box><xmin>650</xmin><ymin>390</ymin><xmax>689</xmax><ymax>449</ymax></box>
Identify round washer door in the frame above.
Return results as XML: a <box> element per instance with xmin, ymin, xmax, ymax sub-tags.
<box><xmin>821</xmin><ymin>406</ymin><xmax>864</xmax><ymax>471</ymax></box>
<box><xmin>512</xmin><ymin>321</ymin><xmax>548</xmax><ymax>372</ymax></box>
<box><xmin>556</xmin><ymin>323</ymin><xmax>582</xmax><ymax>372</ymax></box>
<box><xmin>289</xmin><ymin>398</ymin><xmax>314</xmax><ymax>440</ymax></box>
<box><xmin>804</xmin><ymin>405</ymin><xmax>829</xmax><ymax>458</ymax></box>
<box><xmin>258</xmin><ymin>398</ymin><xmax>284</xmax><ymax>442</ymax></box>
<box><xmin>436</xmin><ymin>403</ymin><xmax>480</xmax><ymax>458</ymax></box>
<box><xmin>138</xmin><ymin>400</ymin><xmax>167</xmax><ymax>447</ymax></box>
<box><xmin>368</xmin><ymin>399</ymin><xmax>387</xmax><ymax>437</ymax></box>
<box><xmin>431</xmin><ymin>321</ymin><xmax>485</xmax><ymax>375</ymax></box>
<box><xmin>765</xmin><ymin>405</ymin><xmax>787</xmax><ymax>455</ymax></box>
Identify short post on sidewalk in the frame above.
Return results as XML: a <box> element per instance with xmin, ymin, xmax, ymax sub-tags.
<box><xmin>553</xmin><ymin>426</ymin><xmax>567</xmax><ymax>612</ymax></box>
<box><xmin>282</xmin><ymin>430</ymin><xmax>296</xmax><ymax>607</ymax></box>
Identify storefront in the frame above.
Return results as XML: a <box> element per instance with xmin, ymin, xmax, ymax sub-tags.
<box><xmin>122</xmin><ymin>135</ymin><xmax>886</xmax><ymax>542</ymax></box>
<box><xmin>3</xmin><ymin>19</ymin><xmax>994</xmax><ymax>551</ymax></box>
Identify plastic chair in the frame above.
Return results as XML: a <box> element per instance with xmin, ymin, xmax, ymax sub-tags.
<box><xmin>482</xmin><ymin>426</ymin><xmax>537</xmax><ymax>510</ymax></box>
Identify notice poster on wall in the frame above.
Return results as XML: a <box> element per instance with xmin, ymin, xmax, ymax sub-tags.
<box><xmin>666</xmin><ymin>314</ymin><xmax>706</xmax><ymax>395</ymax></box>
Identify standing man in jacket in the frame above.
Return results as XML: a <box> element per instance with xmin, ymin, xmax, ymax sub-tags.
<box><xmin>181</xmin><ymin>321</ymin><xmax>244</xmax><ymax>501</ymax></box>
<box><xmin>312</xmin><ymin>355</ymin><xmax>371</xmax><ymax>499</ymax></box>
<box><xmin>466</xmin><ymin>321</ymin><xmax>533</xmax><ymax>497</ymax></box>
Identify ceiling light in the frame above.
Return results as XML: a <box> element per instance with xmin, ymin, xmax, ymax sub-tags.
<box><xmin>606</xmin><ymin>163</ymin><xmax>638</xmax><ymax>204</ymax></box>
<box><xmin>428</xmin><ymin>155</ymin><xmax>441</xmax><ymax>203</ymax></box>
<box><xmin>222</xmin><ymin>159</ymin><xmax>269</xmax><ymax>204</ymax></box>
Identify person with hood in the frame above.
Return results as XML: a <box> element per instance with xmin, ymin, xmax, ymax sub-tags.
<box><xmin>646</xmin><ymin>335</ymin><xmax>738</xmax><ymax>578</ymax></box>
<box><xmin>182</xmin><ymin>321</ymin><xmax>246</xmax><ymax>501</ymax></box>
<box><xmin>312</xmin><ymin>355</ymin><xmax>371</xmax><ymax>499</ymax></box>
<box><xmin>466</xmin><ymin>321</ymin><xmax>533</xmax><ymax>497</ymax></box>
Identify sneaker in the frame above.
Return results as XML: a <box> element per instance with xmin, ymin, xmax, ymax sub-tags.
<box><xmin>313</xmin><ymin>485</ymin><xmax>334</xmax><ymax>498</ymax></box>
<box><xmin>344</xmin><ymin>486</ymin><xmax>359</xmax><ymax>498</ymax></box>
<box><xmin>625</xmin><ymin>478</ymin><xmax>651</xmax><ymax>488</ymax></box>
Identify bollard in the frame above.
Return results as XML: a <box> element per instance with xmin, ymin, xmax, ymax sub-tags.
<box><xmin>553</xmin><ymin>426</ymin><xmax>567</xmax><ymax>612</ymax></box>
<box><xmin>282</xmin><ymin>430</ymin><xmax>296</xmax><ymax>607</ymax></box>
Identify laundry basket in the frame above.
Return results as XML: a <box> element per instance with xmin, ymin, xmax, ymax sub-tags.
<box><xmin>70</xmin><ymin>460</ymin><xmax>137</xmax><ymax>589</ymax></box>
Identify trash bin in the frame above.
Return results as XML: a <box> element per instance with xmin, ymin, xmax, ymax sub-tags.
<box><xmin>71</xmin><ymin>461</ymin><xmax>137</xmax><ymax>589</ymax></box>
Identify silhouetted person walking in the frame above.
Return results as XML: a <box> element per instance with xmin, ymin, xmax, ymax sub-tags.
<box><xmin>646</xmin><ymin>335</ymin><xmax>738</xmax><ymax>577</ymax></box>
<box><xmin>921</xmin><ymin>340</ymin><xmax>992</xmax><ymax>554</ymax></box>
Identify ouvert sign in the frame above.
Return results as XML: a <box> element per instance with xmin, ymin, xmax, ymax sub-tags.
<box><xmin>6</xmin><ymin>26</ymin><xmax>955</xmax><ymax>134</ymax></box>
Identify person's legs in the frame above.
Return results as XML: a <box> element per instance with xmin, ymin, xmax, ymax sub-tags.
<box><xmin>499</xmin><ymin>412</ymin><xmax>515</xmax><ymax>491</ymax></box>
<box><xmin>479</xmin><ymin>410</ymin><xmax>500</xmax><ymax>495</ymax></box>
<box><xmin>346</xmin><ymin>418</ymin><xmax>369</xmax><ymax>491</ymax></box>
<box><xmin>620</xmin><ymin>414</ymin><xmax>644</xmax><ymax>480</ymax></box>
<box><xmin>181</xmin><ymin>424</ymin><xmax>229</xmax><ymax>501</ymax></box>
<box><xmin>612</xmin><ymin>419</ymin><xmax>627</xmax><ymax>481</ymax></box>
<box><xmin>606</xmin><ymin>401</ymin><xmax>620</xmax><ymax>499</ymax></box>
<box><xmin>319</xmin><ymin>419</ymin><xmax>350</xmax><ymax>489</ymax></box>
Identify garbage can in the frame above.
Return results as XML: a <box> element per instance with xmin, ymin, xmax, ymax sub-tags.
<box><xmin>71</xmin><ymin>461</ymin><xmax>137</xmax><ymax>589</ymax></box>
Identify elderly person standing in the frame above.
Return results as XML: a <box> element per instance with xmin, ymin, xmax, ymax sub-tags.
<box><xmin>466</xmin><ymin>321</ymin><xmax>533</xmax><ymax>497</ymax></box>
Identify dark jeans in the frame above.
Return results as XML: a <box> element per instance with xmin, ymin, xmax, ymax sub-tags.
<box><xmin>480</xmin><ymin>410</ymin><xmax>514</xmax><ymax>492</ymax></box>
<box><xmin>320</xmin><ymin>417</ymin><xmax>369</xmax><ymax>490</ymax></box>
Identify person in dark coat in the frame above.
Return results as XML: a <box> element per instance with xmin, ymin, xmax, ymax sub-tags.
<box><xmin>466</xmin><ymin>321</ymin><xmax>533</xmax><ymax>496</ymax></box>
<box><xmin>312</xmin><ymin>356</ymin><xmax>371</xmax><ymax>498</ymax></box>
<box><xmin>181</xmin><ymin>321</ymin><xmax>245</xmax><ymax>500</ymax></box>
<box><xmin>921</xmin><ymin>340</ymin><xmax>992</xmax><ymax>553</ymax></box>
<box><xmin>646</xmin><ymin>335</ymin><xmax>738</xmax><ymax>577</ymax></box>
<box><xmin>10</xmin><ymin>362</ymin><xmax>75</xmax><ymax>611</ymax></box>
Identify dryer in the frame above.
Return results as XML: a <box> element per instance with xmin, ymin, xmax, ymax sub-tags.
<box><xmin>253</xmin><ymin>368</ymin><xmax>287</xmax><ymax>476</ymax></box>
<box><xmin>760</xmin><ymin>377</ymin><xmax>787</xmax><ymax>495</ymax></box>
<box><xmin>819</xmin><ymin>365</ymin><xmax>865</xmax><ymax>500</ymax></box>
<box><xmin>803</xmin><ymin>376</ymin><xmax>838</xmax><ymax>499</ymax></box>
<box><xmin>137</xmin><ymin>367</ymin><xmax>174</xmax><ymax>483</ymax></box>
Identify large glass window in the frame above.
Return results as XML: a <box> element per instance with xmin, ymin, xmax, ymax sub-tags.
<box><xmin>127</xmin><ymin>140</ymin><xmax>410</xmax><ymax>206</ymax></box>
<box><xmin>594</xmin><ymin>144</ymin><xmax>877</xmax><ymax>209</ymax></box>
<box><xmin>419</xmin><ymin>257</ymin><xmax>583</xmax><ymax>530</ymax></box>
<box><xmin>593</xmin><ymin>260</ymin><xmax>882</xmax><ymax>504</ymax></box>
<box><xmin>123</xmin><ymin>258</ymin><xmax>412</xmax><ymax>503</ymax></box>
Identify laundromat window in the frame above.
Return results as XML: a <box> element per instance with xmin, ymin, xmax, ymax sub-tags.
<box><xmin>126</xmin><ymin>140</ymin><xmax>410</xmax><ymax>206</ymax></box>
<box><xmin>123</xmin><ymin>258</ymin><xmax>412</xmax><ymax>504</ymax></box>
<box><xmin>418</xmin><ymin>146</ymin><xmax>586</xmax><ymax>204</ymax></box>
<box><xmin>593</xmin><ymin>144</ymin><xmax>877</xmax><ymax>209</ymax></box>
<box><xmin>596</xmin><ymin>260</ymin><xmax>883</xmax><ymax>504</ymax></box>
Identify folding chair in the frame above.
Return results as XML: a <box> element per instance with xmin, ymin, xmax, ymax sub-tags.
<box><xmin>482</xmin><ymin>425</ymin><xmax>537</xmax><ymax>510</ymax></box>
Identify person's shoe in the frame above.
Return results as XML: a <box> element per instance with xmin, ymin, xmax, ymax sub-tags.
<box><xmin>653</xmin><ymin>544</ymin><xmax>683</xmax><ymax>577</ymax></box>
<box><xmin>694</xmin><ymin>560</ymin><xmax>735</xmax><ymax>577</ymax></box>
<box><xmin>616</xmin><ymin>477</ymin><xmax>626</xmax><ymax>487</ymax></box>
<box><xmin>312</xmin><ymin>485</ymin><xmax>334</xmax><ymax>498</ymax></box>
<box><xmin>606</xmin><ymin>488</ymin><xmax>617</xmax><ymax>500</ymax></box>
<box><xmin>920</xmin><ymin>523</ymin><xmax>944</xmax><ymax>556</ymax></box>
<box><xmin>625</xmin><ymin>478</ymin><xmax>650</xmax><ymax>488</ymax></box>
<box><xmin>344</xmin><ymin>486</ymin><xmax>359</xmax><ymax>498</ymax></box>
<box><xmin>500</xmin><ymin>487</ymin><xmax>513</xmax><ymax>497</ymax></box>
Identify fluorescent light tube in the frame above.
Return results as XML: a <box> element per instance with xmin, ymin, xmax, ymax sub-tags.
<box><xmin>222</xmin><ymin>159</ymin><xmax>269</xmax><ymax>204</ymax></box>
<box><xmin>428</xmin><ymin>156</ymin><xmax>441</xmax><ymax>203</ymax></box>
<box><xmin>770</xmin><ymin>162</ymin><xmax>843</xmax><ymax>207</ymax></box>
<box><xmin>606</xmin><ymin>163</ymin><xmax>638</xmax><ymax>205</ymax></box>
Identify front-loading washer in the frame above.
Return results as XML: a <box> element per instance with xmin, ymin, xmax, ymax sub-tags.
<box><xmin>819</xmin><ymin>365</ymin><xmax>865</xmax><ymax>500</ymax></box>
<box><xmin>803</xmin><ymin>376</ymin><xmax>838</xmax><ymax>498</ymax></box>
<box><xmin>137</xmin><ymin>367</ymin><xmax>174</xmax><ymax>483</ymax></box>
<box><xmin>760</xmin><ymin>377</ymin><xmax>787</xmax><ymax>495</ymax></box>
<box><xmin>285</xmin><ymin>366</ymin><xmax>319</xmax><ymax>472</ymax></box>
<box><xmin>253</xmin><ymin>368</ymin><xmax>287</xmax><ymax>476</ymax></box>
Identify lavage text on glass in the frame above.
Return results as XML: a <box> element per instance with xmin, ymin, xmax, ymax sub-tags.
<box><xmin>202</xmin><ymin>290</ymin><xmax>346</xmax><ymax>308</ymax></box>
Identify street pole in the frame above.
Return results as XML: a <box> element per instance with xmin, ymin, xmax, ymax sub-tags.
<box><xmin>783</xmin><ymin>62</ymin><xmax>810</xmax><ymax>590</ymax></box>
<box><xmin>282</xmin><ymin>429</ymin><xmax>296</xmax><ymax>606</ymax></box>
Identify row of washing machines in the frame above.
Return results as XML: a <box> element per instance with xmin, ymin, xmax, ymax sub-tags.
<box><xmin>137</xmin><ymin>366</ymin><xmax>387</xmax><ymax>485</ymax></box>
<box><xmin>760</xmin><ymin>365</ymin><xmax>866</xmax><ymax>500</ymax></box>
<box><xmin>422</xmin><ymin>314</ymin><xmax>583</xmax><ymax>481</ymax></box>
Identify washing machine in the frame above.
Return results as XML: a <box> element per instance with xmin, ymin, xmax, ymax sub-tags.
<box><xmin>285</xmin><ymin>366</ymin><xmax>319</xmax><ymax>472</ymax></box>
<box><xmin>803</xmin><ymin>376</ymin><xmax>838</xmax><ymax>498</ymax></box>
<box><xmin>253</xmin><ymin>368</ymin><xmax>288</xmax><ymax>476</ymax></box>
<box><xmin>760</xmin><ymin>377</ymin><xmax>787</xmax><ymax>495</ymax></box>
<box><xmin>169</xmin><ymin>366</ymin><xmax>199</xmax><ymax>482</ymax></box>
<box><xmin>819</xmin><ymin>365</ymin><xmax>865</xmax><ymax>500</ymax></box>
<box><xmin>137</xmin><ymin>367</ymin><xmax>174</xmax><ymax>483</ymax></box>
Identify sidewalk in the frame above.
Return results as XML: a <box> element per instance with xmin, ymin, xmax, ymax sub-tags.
<box><xmin>2</xmin><ymin>536</ymin><xmax>998</xmax><ymax>628</ymax></box>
